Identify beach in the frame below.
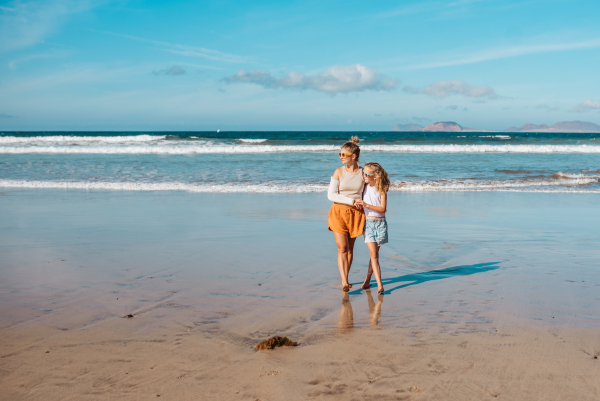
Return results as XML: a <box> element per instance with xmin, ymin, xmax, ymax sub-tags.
<box><xmin>1</xmin><ymin>189</ymin><xmax>599</xmax><ymax>400</ymax></box>
<box><xmin>4</xmin><ymin>0</ymin><xmax>600</xmax><ymax>397</ymax></box>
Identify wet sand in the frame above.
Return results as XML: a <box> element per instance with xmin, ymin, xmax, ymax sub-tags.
<box><xmin>1</xmin><ymin>190</ymin><xmax>599</xmax><ymax>399</ymax></box>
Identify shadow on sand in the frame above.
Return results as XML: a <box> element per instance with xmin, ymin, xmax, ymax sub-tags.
<box><xmin>350</xmin><ymin>262</ymin><xmax>501</xmax><ymax>295</ymax></box>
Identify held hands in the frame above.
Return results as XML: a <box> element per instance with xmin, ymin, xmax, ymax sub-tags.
<box><xmin>353</xmin><ymin>199</ymin><xmax>365</xmax><ymax>210</ymax></box>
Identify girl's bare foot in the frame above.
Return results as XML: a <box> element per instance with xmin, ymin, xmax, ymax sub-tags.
<box><xmin>377</xmin><ymin>286</ymin><xmax>384</xmax><ymax>294</ymax></box>
<box><xmin>361</xmin><ymin>275</ymin><xmax>372</xmax><ymax>289</ymax></box>
<box><xmin>342</xmin><ymin>284</ymin><xmax>350</xmax><ymax>292</ymax></box>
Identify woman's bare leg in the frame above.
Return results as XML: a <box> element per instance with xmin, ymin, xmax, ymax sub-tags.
<box><xmin>346</xmin><ymin>236</ymin><xmax>357</xmax><ymax>287</ymax></box>
<box><xmin>367</xmin><ymin>242</ymin><xmax>384</xmax><ymax>293</ymax></box>
<box><xmin>334</xmin><ymin>232</ymin><xmax>352</xmax><ymax>291</ymax></box>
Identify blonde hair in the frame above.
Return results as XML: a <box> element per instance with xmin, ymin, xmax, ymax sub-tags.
<box><xmin>341</xmin><ymin>136</ymin><xmax>360</xmax><ymax>160</ymax></box>
<box><xmin>364</xmin><ymin>162</ymin><xmax>390</xmax><ymax>195</ymax></box>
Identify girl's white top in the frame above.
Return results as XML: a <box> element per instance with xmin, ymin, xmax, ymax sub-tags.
<box><xmin>363</xmin><ymin>185</ymin><xmax>385</xmax><ymax>217</ymax></box>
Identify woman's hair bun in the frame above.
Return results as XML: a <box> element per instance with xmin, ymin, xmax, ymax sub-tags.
<box><xmin>349</xmin><ymin>136</ymin><xmax>360</xmax><ymax>145</ymax></box>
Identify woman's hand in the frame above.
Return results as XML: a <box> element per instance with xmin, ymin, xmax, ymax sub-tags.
<box><xmin>354</xmin><ymin>199</ymin><xmax>365</xmax><ymax>209</ymax></box>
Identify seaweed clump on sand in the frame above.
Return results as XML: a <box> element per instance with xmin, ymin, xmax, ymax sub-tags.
<box><xmin>255</xmin><ymin>336</ymin><xmax>297</xmax><ymax>351</ymax></box>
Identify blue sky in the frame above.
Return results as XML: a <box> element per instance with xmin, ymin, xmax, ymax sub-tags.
<box><xmin>1</xmin><ymin>0</ymin><xmax>599</xmax><ymax>131</ymax></box>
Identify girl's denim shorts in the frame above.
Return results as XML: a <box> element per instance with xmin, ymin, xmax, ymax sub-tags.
<box><xmin>364</xmin><ymin>218</ymin><xmax>388</xmax><ymax>245</ymax></box>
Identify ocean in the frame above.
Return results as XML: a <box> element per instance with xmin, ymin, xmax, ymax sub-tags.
<box><xmin>1</xmin><ymin>131</ymin><xmax>599</xmax><ymax>192</ymax></box>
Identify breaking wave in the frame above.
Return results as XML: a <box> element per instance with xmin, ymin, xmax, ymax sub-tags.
<box><xmin>238</xmin><ymin>138</ymin><xmax>268</xmax><ymax>143</ymax></box>
<box><xmin>1</xmin><ymin>174</ymin><xmax>597</xmax><ymax>193</ymax></box>
<box><xmin>0</xmin><ymin>135</ymin><xmax>166</xmax><ymax>144</ymax></box>
<box><xmin>2</xmin><ymin>143</ymin><xmax>600</xmax><ymax>154</ymax></box>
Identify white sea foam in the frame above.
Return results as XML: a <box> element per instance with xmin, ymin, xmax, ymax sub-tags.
<box><xmin>1</xmin><ymin>143</ymin><xmax>600</xmax><ymax>154</ymax></box>
<box><xmin>392</xmin><ymin>176</ymin><xmax>599</xmax><ymax>191</ymax></box>
<box><xmin>0</xmin><ymin>135</ymin><xmax>166</xmax><ymax>144</ymax></box>
<box><xmin>479</xmin><ymin>135</ymin><xmax>511</xmax><ymax>139</ymax></box>
<box><xmin>1</xmin><ymin>175</ymin><xmax>597</xmax><ymax>193</ymax></box>
<box><xmin>238</xmin><ymin>138</ymin><xmax>268</xmax><ymax>143</ymax></box>
<box><xmin>552</xmin><ymin>171</ymin><xmax>600</xmax><ymax>179</ymax></box>
<box><xmin>0</xmin><ymin>180</ymin><xmax>327</xmax><ymax>193</ymax></box>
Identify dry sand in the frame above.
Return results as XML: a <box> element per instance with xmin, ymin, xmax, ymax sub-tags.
<box><xmin>1</xmin><ymin>303</ymin><xmax>599</xmax><ymax>401</ymax></box>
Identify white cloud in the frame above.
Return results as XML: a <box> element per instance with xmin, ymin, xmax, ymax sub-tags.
<box><xmin>0</xmin><ymin>0</ymin><xmax>103</xmax><ymax>52</ymax></box>
<box><xmin>404</xmin><ymin>80</ymin><xmax>498</xmax><ymax>98</ymax></box>
<box><xmin>153</xmin><ymin>66</ymin><xmax>186</xmax><ymax>76</ymax></box>
<box><xmin>571</xmin><ymin>99</ymin><xmax>600</xmax><ymax>113</ymax></box>
<box><xmin>223</xmin><ymin>64</ymin><xmax>397</xmax><ymax>94</ymax></box>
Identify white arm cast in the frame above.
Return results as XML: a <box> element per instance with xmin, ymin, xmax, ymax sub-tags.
<box><xmin>327</xmin><ymin>177</ymin><xmax>354</xmax><ymax>206</ymax></box>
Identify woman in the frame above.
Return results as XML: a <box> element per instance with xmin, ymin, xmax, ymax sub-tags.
<box><xmin>327</xmin><ymin>136</ymin><xmax>365</xmax><ymax>292</ymax></box>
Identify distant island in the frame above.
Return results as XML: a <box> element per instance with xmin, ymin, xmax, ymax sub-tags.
<box><xmin>392</xmin><ymin>120</ymin><xmax>600</xmax><ymax>133</ymax></box>
<box><xmin>502</xmin><ymin>121</ymin><xmax>600</xmax><ymax>133</ymax></box>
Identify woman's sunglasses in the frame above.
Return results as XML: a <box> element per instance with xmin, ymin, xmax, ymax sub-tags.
<box><xmin>363</xmin><ymin>172</ymin><xmax>376</xmax><ymax>177</ymax></box>
<box><xmin>338</xmin><ymin>152</ymin><xmax>354</xmax><ymax>158</ymax></box>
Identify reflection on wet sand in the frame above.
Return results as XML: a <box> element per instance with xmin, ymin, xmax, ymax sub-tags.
<box><xmin>338</xmin><ymin>291</ymin><xmax>384</xmax><ymax>331</ymax></box>
<box><xmin>366</xmin><ymin>289</ymin><xmax>384</xmax><ymax>326</ymax></box>
<box><xmin>338</xmin><ymin>292</ymin><xmax>354</xmax><ymax>331</ymax></box>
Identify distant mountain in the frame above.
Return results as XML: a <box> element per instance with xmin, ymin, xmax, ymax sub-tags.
<box><xmin>391</xmin><ymin>121</ymin><xmax>491</xmax><ymax>132</ymax></box>
<box><xmin>551</xmin><ymin>121</ymin><xmax>600</xmax><ymax>132</ymax></box>
<box><xmin>512</xmin><ymin>123</ymin><xmax>550</xmax><ymax>131</ymax></box>
<box><xmin>391</xmin><ymin>120</ymin><xmax>600</xmax><ymax>133</ymax></box>
<box><xmin>421</xmin><ymin>121</ymin><xmax>464</xmax><ymax>132</ymax></box>
<box><xmin>392</xmin><ymin>123</ymin><xmax>423</xmax><ymax>131</ymax></box>
<box><xmin>503</xmin><ymin>121</ymin><xmax>600</xmax><ymax>133</ymax></box>
<box><xmin>421</xmin><ymin>121</ymin><xmax>494</xmax><ymax>132</ymax></box>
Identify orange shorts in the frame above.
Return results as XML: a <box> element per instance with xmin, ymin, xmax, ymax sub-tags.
<box><xmin>328</xmin><ymin>203</ymin><xmax>365</xmax><ymax>238</ymax></box>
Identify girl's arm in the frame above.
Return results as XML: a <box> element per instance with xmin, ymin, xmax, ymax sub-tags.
<box><xmin>356</xmin><ymin>191</ymin><xmax>387</xmax><ymax>213</ymax></box>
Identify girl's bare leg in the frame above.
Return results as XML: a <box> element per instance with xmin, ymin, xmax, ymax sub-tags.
<box><xmin>334</xmin><ymin>232</ymin><xmax>354</xmax><ymax>291</ymax></box>
<box><xmin>361</xmin><ymin>258</ymin><xmax>373</xmax><ymax>289</ymax></box>
<box><xmin>367</xmin><ymin>242</ymin><xmax>384</xmax><ymax>293</ymax></box>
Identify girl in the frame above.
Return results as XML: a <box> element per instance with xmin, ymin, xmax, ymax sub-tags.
<box><xmin>327</xmin><ymin>136</ymin><xmax>365</xmax><ymax>292</ymax></box>
<box><xmin>355</xmin><ymin>162</ymin><xmax>390</xmax><ymax>294</ymax></box>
